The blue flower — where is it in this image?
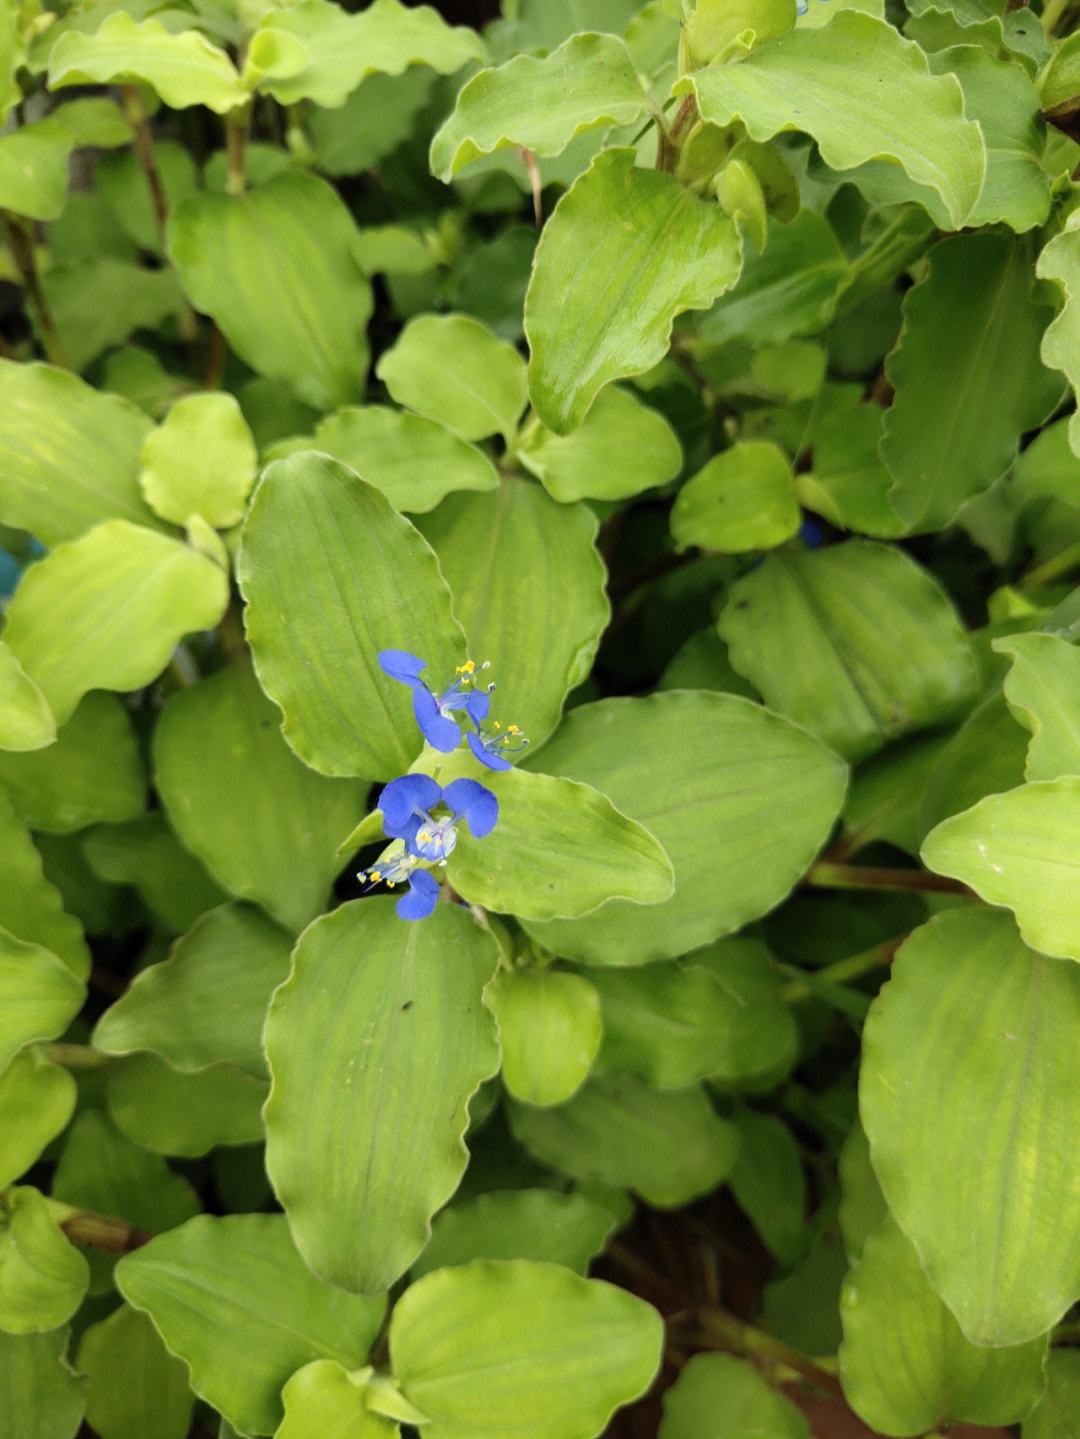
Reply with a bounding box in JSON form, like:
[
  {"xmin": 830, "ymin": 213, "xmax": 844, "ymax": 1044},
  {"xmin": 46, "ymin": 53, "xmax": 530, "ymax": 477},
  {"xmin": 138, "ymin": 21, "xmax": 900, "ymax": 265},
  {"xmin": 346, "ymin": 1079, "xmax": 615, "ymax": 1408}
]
[
  {"xmin": 378, "ymin": 649, "xmax": 493, "ymax": 754},
  {"xmin": 467, "ymin": 719, "xmax": 529, "ymax": 772},
  {"xmin": 358, "ymin": 846, "xmax": 440, "ymax": 921}
]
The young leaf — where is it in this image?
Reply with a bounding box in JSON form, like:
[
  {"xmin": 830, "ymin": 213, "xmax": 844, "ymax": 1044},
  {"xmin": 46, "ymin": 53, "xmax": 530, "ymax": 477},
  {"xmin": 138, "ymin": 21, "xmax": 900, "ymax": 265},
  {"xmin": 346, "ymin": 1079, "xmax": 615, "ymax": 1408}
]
[
  {"xmin": 0, "ymin": 642, "xmax": 55, "ymax": 753},
  {"xmin": 0, "ymin": 1187, "xmax": 89, "ymax": 1335},
  {"xmin": 488, "ymin": 968, "xmax": 603, "ymax": 1106},
  {"xmin": 670, "ymin": 441, "xmax": 799, "ymax": 552},
  {"xmin": 659, "ymin": 1353, "xmax": 809, "ymax": 1439},
  {"xmin": 412, "ymin": 1190, "xmax": 616, "ymax": 1280},
  {"xmin": 0, "ymin": 1051, "xmax": 75, "ymax": 1189},
  {"xmin": 276, "ymin": 1362, "xmax": 398, "ymax": 1439},
  {"xmin": 0, "ymin": 927, "xmax": 85, "ymax": 1074},
  {"xmin": 139, "ymin": 394, "xmax": 257, "ymax": 530}
]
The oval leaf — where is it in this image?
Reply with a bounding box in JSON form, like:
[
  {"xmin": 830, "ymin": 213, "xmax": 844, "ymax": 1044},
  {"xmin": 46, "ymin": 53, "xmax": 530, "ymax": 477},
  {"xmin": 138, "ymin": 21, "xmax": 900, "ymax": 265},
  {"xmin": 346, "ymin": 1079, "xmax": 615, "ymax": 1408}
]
[{"xmin": 488, "ymin": 968, "xmax": 603, "ymax": 1106}]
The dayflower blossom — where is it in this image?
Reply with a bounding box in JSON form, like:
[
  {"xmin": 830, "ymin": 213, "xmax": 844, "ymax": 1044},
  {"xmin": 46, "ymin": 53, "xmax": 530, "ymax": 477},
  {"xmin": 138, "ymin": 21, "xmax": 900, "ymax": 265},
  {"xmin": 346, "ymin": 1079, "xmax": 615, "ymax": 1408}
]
[
  {"xmin": 467, "ymin": 718, "xmax": 529, "ymax": 772},
  {"xmin": 378, "ymin": 649, "xmax": 493, "ymax": 753}
]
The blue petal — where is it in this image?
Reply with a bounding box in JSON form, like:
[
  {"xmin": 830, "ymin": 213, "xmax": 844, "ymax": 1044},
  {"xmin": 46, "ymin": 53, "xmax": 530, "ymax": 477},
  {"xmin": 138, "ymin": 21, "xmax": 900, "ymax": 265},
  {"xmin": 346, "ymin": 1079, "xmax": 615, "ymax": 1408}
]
[
  {"xmin": 378, "ymin": 649, "xmax": 429, "ymax": 690},
  {"xmin": 467, "ymin": 731, "xmax": 511, "ymax": 772},
  {"xmin": 378, "ymin": 774, "xmax": 442, "ymax": 835},
  {"xmin": 465, "ymin": 691, "xmax": 491, "ymax": 725},
  {"xmin": 396, "ymin": 868, "xmax": 439, "ymax": 921},
  {"xmin": 414, "ymin": 689, "xmax": 463, "ymax": 752},
  {"xmin": 444, "ymin": 778, "xmax": 498, "ymax": 838}
]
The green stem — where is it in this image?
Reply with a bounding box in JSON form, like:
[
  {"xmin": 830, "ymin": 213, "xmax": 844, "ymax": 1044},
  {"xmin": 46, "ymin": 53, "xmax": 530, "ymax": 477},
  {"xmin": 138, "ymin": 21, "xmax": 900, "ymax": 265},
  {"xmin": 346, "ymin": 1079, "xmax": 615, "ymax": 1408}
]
[
  {"xmin": 804, "ymin": 861, "xmax": 971, "ymax": 896},
  {"xmin": 1043, "ymin": 0, "xmax": 1071, "ymax": 33},
  {"xmin": 779, "ymin": 936, "xmax": 903, "ymax": 1003},
  {"xmin": 3, "ymin": 211, "xmax": 67, "ymax": 366},
  {"xmin": 1017, "ymin": 538, "xmax": 1080, "ymax": 592},
  {"xmin": 225, "ymin": 102, "xmax": 251, "ymax": 197},
  {"xmin": 696, "ymin": 1308, "xmax": 844, "ymax": 1396},
  {"xmin": 39, "ymin": 1042, "xmax": 113, "ymax": 1070},
  {"xmin": 45, "ymin": 1200, "xmax": 150, "ymax": 1253}
]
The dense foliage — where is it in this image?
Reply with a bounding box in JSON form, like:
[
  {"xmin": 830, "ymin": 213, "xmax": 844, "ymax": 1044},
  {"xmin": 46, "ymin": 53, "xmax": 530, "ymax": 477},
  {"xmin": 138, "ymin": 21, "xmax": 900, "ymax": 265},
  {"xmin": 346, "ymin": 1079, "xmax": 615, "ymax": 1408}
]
[{"xmin": 4, "ymin": 0, "xmax": 1080, "ymax": 1433}]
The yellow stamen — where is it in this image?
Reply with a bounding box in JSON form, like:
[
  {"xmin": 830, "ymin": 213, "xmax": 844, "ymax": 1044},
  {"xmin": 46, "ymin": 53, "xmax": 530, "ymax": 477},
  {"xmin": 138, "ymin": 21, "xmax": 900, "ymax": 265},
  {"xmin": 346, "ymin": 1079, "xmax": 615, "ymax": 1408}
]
[
  {"xmin": 387, "ymin": 880, "xmax": 396, "ymax": 889},
  {"xmin": 456, "ymin": 660, "xmax": 476, "ymax": 675},
  {"xmin": 507, "ymin": 725, "xmax": 521, "ymax": 735},
  {"xmin": 370, "ymin": 870, "xmax": 381, "ymax": 881}
]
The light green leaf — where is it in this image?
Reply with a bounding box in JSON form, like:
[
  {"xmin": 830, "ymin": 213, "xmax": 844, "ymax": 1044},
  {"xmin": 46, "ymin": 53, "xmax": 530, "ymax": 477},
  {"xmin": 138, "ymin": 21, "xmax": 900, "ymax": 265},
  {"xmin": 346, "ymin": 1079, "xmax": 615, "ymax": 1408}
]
[
  {"xmin": 82, "ymin": 812, "xmax": 227, "ymax": 935},
  {"xmin": 882, "ymin": 233, "xmax": 1061, "ymax": 532},
  {"xmin": 488, "ymin": 968, "xmax": 603, "ymax": 1106},
  {"xmin": 246, "ymin": 0, "xmax": 483, "ymax": 108},
  {"xmin": 0, "ymin": 693, "xmax": 144, "ymax": 834},
  {"xmin": 518, "ymin": 385, "xmax": 682, "ymax": 504},
  {"xmin": 3, "ymin": 520, "xmax": 228, "ymax": 728},
  {"xmin": 238, "ymin": 450, "xmax": 465, "ymax": 779},
  {"xmin": 795, "ymin": 402, "xmax": 905, "ymax": 539},
  {"xmin": 0, "ymin": 119, "xmax": 72, "ymax": 220},
  {"xmin": 106, "ymin": 1053, "xmax": 267, "ymax": 1158},
  {"xmin": 48, "ymin": 96, "xmax": 131, "ymax": 148},
  {"xmin": 0, "ymin": 641, "xmax": 54, "ymax": 753},
  {"xmin": 420, "ymin": 477, "xmax": 609, "ymax": 748},
  {"xmin": 276, "ymin": 1362, "xmax": 398, "ymax": 1439},
  {"xmin": 116, "ymin": 1214, "xmax": 385, "ymax": 1437},
  {"xmin": 1023, "ymin": 1350, "xmax": 1080, "ymax": 1439},
  {"xmin": 509, "ymin": 1073, "xmax": 739, "ymax": 1207},
  {"xmin": 0, "ymin": 361, "xmax": 158, "ymax": 545},
  {"xmin": 718, "ymin": 541, "xmax": 978, "ymax": 762},
  {"xmin": 840, "ymin": 1214, "xmax": 1047, "ymax": 1435},
  {"xmin": 47, "ymin": 12, "xmax": 246, "ymax": 111},
  {"xmin": 659, "ymin": 1352, "xmax": 809, "ymax": 1439},
  {"xmin": 140, "ymin": 393, "xmax": 257, "ymax": 529},
  {"xmin": 0, "ymin": 1050, "xmax": 75, "ymax": 1189},
  {"xmin": 0, "ymin": 1329, "xmax": 85, "ymax": 1439},
  {"xmin": 40, "ymin": 258, "xmax": 184, "ymax": 374},
  {"xmin": 861, "ymin": 906, "xmax": 1080, "ymax": 1344},
  {"xmin": 522, "ymin": 692, "xmax": 847, "ymax": 966},
  {"xmin": 430, "ymin": 32, "xmax": 651, "ymax": 180},
  {"xmin": 526, "ymin": 148, "xmax": 741, "ymax": 433},
  {"xmin": 169, "ymin": 172, "xmax": 372, "ymax": 411},
  {"xmin": 671, "ymin": 440, "xmax": 799, "ymax": 552},
  {"xmin": 996, "ymin": 631, "xmax": 1080, "ymax": 780},
  {"xmin": 679, "ymin": 12, "xmax": 985, "ymax": 228},
  {"xmin": 412, "ymin": 1189, "xmax": 616, "ymax": 1280},
  {"xmin": 376, "ymin": 313, "xmax": 527, "ymax": 443},
  {"xmin": 305, "ymin": 406, "xmax": 498, "ymax": 514},
  {"xmin": 0, "ymin": 927, "xmax": 84, "ymax": 1075},
  {"xmin": 97, "ymin": 142, "xmax": 198, "ymax": 257},
  {"xmin": 1037, "ymin": 211, "xmax": 1080, "ymax": 459},
  {"xmin": 683, "ymin": 0, "xmax": 797, "ymax": 68},
  {"xmin": 0, "ymin": 1187, "xmax": 88, "ymax": 1335},
  {"xmin": 389, "ymin": 1261, "xmax": 663, "ymax": 1439},
  {"xmin": 728, "ymin": 1111, "xmax": 806, "ymax": 1265},
  {"xmin": 0, "ymin": 790, "xmax": 89, "ymax": 978},
  {"xmin": 94, "ymin": 903, "xmax": 292, "ymax": 1078},
  {"xmin": 685, "ymin": 936, "xmax": 798, "ymax": 1085},
  {"xmin": 264, "ymin": 899, "xmax": 500, "ymax": 1294},
  {"xmin": 78, "ymin": 1305, "xmax": 194, "ymax": 1439}
]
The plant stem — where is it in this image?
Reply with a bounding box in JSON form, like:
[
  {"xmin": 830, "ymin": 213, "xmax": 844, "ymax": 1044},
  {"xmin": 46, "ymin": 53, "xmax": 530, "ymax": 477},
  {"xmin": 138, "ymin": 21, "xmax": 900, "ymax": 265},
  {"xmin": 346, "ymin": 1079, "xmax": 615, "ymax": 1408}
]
[
  {"xmin": 55, "ymin": 1206, "xmax": 151, "ymax": 1253},
  {"xmin": 804, "ymin": 861, "xmax": 971, "ymax": 895},
  {"xmin": 40, "ymin": 1042, "xmax": 113, "ymax": 1070},
  {"xmin": 1017, "ymin": 538, "xmax": 1080, "ymax": 592},
  {"xmin": 3, "ymin": 211, "xmax": 67, "ymax": 366},
  {"xmin": 779, "ymin": 936, "xmax": 903, "ymax": 1003},
  {"xmin": 1042, "ymin": 0, "xmax": 1071, "ymax": 33},
  {"xmin": 121, "ymin": 85, "xmax": 170, "ymax": 249},
  {"xmin": 225, "ymin": 102, "xmax": 251, "ymax": 197},
  {"xmin": 695, "ymin": 1307, "xmax": 844, "ymax": 1397}
]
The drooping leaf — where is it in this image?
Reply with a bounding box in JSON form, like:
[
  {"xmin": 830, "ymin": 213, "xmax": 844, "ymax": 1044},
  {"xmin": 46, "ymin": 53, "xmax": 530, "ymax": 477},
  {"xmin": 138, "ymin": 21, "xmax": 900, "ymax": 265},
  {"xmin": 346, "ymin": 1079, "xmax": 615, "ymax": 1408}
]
[
  {"xmin": 0, "ymin": 927, "xmax": 85, "ymax": 1075},
  {"xmin": 0, "ymin": 641, "xmax": 54, "ymax": 753},
  {"xmin": 488, "ymin": 968, "xmax": 603, "ymax": 1107},
  {"xmin": 139, "ymin": 393, "xmax": 258, "ymax": 530},
  {"xmin": 670, "ymin": 440, "xmax": 800, "ymax": 552},
  {"xmin": 77, "ymin": 1305, "xmax": 194, "ymax": 1439},
  {"xmin": 996, "ymin": 630, "xmax": 1080, "ymax": 780},
  {"xmin": 0, "ymin": 790, "xmax": 89, "ymax": 979},
  {"xmin": 0, "ymin": 1329, "xmax": 85, "ymax": 1439},
  {"xmin": 0, "ymin": 1187, "xmax": 89, "ymax": 1335},
  {"xmin": 658, "ymin": 1352, "xmax": 809, "ymax": 1439},
  {"xmin": 105, "ymin": 1053, "xmax": 267, "ymax": 1158},
  {"xmin": 0, "ymin": 1050, "xmax": 75, "ymax": 1189},
  {"xmin": 412, "ymin": 1190, "xmax": 616, "ymax": 1280}
]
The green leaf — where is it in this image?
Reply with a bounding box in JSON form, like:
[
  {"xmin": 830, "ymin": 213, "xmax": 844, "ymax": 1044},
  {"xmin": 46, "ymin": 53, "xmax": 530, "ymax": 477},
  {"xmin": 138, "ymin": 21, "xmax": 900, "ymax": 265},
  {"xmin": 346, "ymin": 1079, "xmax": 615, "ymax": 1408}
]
[
  {"xmin": 82, "ymin": 813, "xmax": 227, "ymax": 935},
  {"xmin": 154, "ymin": 662, "xmax": 365, "ymax": 931},
  {"xmin": 521, "ymin": 692, "xmax": 847, "ymax": 966},
  {"xmin": 917, "ymin": 687, "xmax": 1029, "ymax": 839},
  {"xmin": 881, "ymin": 233, "xmax": 1061, "ymax": 531},
  {"xmin": 658, "ymin": 1352, "xmax": 809, "ymax": 1439},
  {"xmin": 509, "ymin": 1073, "xmax": 740, "ymax": 1207},
  {"xmin": 0, "ymin": 1050, "xmax": 75, "ymax": 1189},
  {"xmin": 1023, "ymin": 1350, "xmax": 1080, "ymax": 1438},
  {"xmin": 0, "ymin": 790, "xmax": 89, "ymax": 978},
  {"xmin": 48, "ymin": 96, "xmax": 131, "ymax": 149},
  {"xmin": 40, "ymin": 258, "xmax": 184, "ymax": 374},
  {"xmin": 488, "ymin": 968, "xmax": 603, "ymax": 1106},
  {"xmin": 419, "ymin": 477, "xmax": 609, "ymax": 748},
  {"xmin": 94, "ymin": 903, "xmax": 291, "ymax": 1078},
  {"xmin": 525, "ymin": 148, "xmax": 742, "ymax": 434},
  {"xmin": 996, "ymin": 631, "xmax": 1080, "ymax": 780},
  {"xmin": 683, "ymin": 0, "xmax": 797, "ymax": 68},
  {"xmin": 0, "ymin": 641, "xmax": 55, "ymax": 753},
  {"xmin": 842, "ymin": 732, "xmax": 949, "ymax": 857},
  {"xmin": 412, "ymin": 1189, "xmax": 616, "ymax": 1280},
  {"xmin": 728, "ymin": 1111, "xmax": 806, "ymax": 1265},
  {"xmin": 303, "ymin": 406, "xmax": 498, "ymax": 514},
  {"xmin": 679, "ymin": 12, "xmax": 985, "ymax": 229},
  {"xmin": 840, "ymin": 1214, "xmax": 1047, "ymax": 1435},
  {"xmin": 77, "ymin": 1305, "xmax": 194, "ymax": 1439},
  {"xmin": 97, "ymin": 143, "xmax": 198, "ymax": 257},
  {"xmin": 0, "ymin": 927, "xmax": 84, "ymax": 1074},
  {"xmin": 106, "ymin": 1053, "xmax": 266, "ymax": 1158},
  {"xmin": 670, "ymin": 440, "xmax": 799, "ymax": 552},
  {"xmin": 389, "ymin": 1261, "xmax": 663, "ymax": 1439},
  {"xmin": 140, "ymin": 394, "xmax": 257, "ymax": 529},
  {"xmin": 116, "ymin": 1214, "xmax": 385, "ymax": 1437},
  {"xmin": 238, "ymin": 451, "xmax": 465, "ymax": 779},
  {"xmin": 264, "ymin": 899, "xmax": 500, "ymax": 1294},
  {"xmin": 0, "ymin": 1187, "xmax": 88, "ymax": 1335},
  {"xmin": 169, "ymin": 172, "xmax": 372, "ymax": 411},
  {"xmin": 308, "ymin": 67, "xmax": 436, "ymax": 176},
  {"xmin": 796, "ymin": 402, "xmax": 905, "ymax": 539},
  {"xmin": 837, "ymin": 1122, "xmax": 889, "ymax": 1263},
  {"xmin": 276, "ymin": 1362, "xmax": 398, "ymax": 1439},
  {"xmin": 718, "ymin": 542, "xmax": 978, "ymax": 762},
  {"xmin": 246, "ymin": 0, "xmax": 484, "ymax": 108},
  {"xmin": 0, "ymin": 361, "xmax": 158, "ymax": 545},
  {"xmin": 518, "ymin": 385, "xmax": 682, "ymax": 504},
  {"xmin": 861, "ymin": 906, "xmax": 1080, "ymax": 1344},
  {"xmin": 376, "ymin": 313, "xmax": 527, "ymax": 444},
  {"xmin": 1012, "ymin": 417, "xmax": 1080, "ymax": 504},
  {"xmin": 0, "ymin": 1330, "xmax": 85, "ymax": 1439},
  {"xmin": 47, "ymin": 12, "xmax": 246, "ymax": 111},
  {"xmin": 430, "ymin": 33, "xmax": 651, "ymax": 180},
  {"xmin": 1037, "ymin": 211, "xmax": 1080, "ymax": 459},
  {"xmin": 0, "ymin": 119, "xmax": 72, "ymax": 220},
  {"xmin": 0, "ymin": 693, "xmax": 144, "ymax": 834}
]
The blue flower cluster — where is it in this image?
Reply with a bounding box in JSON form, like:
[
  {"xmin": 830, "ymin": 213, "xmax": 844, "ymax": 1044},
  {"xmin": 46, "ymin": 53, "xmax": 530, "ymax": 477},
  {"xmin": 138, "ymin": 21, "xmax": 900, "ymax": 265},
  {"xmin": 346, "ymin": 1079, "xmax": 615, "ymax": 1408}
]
[{"xmin": 357, "ymin": 650, "xmax": 527, "ymax": 921}]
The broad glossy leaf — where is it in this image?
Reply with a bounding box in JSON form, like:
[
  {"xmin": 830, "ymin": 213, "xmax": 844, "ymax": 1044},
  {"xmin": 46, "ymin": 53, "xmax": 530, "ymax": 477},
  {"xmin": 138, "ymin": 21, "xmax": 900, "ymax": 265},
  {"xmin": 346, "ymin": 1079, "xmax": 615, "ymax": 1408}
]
[
  {"xmin": 0, "ymin": 119, "xmax": 72, "ymax": 220},
  {"xmin": 488, "ymin": 968, "xmax": 602, "ymax": 1106},
  {"xmin": 246, "ymin": 0, "xmax": 483, "ymax": 108},
  {"xmin": 154, "ymin": 662, "xmax": 364, "ymax": 930},
  {"xmin": 996, "ymin": 632, "xmax": 1080, "ymax": 780},
  {"xmin": 82, "ymin": 812, "xmax": 226, "ymax": 935},
  {"xmin": 1023, "ymin": 1350, "xmax": 1080, "ymax": 1438},
  {"xmin": 430, "ymin": 33, "xmax": 651, "ymax": 180},
  {"xmin": 728, "ymin": 1111, "xmax": 806, "ymax": 1265},
  {"xmin": 0, "ymin": 693, "xmax": 144, "ymax": 833},
  {"xmin": 169, "ymin": 172, "xmax": 372, "ymax": 411},
  {"xmin": 882, "ymin": 233, "xmax": 1060, "ymax": 531},
  {"xmin": 658, "ymin": 1352, "xmax": 809, "ymax": 1439},
  {"xmin": 0, "ymin": 642, "xmax": 54, "ymax": 753},
  {"xmin": 264, "ymin": 900, "xmax": 500, "ymax": 1294},
  {"xmin": 0, "ymin": 1330, "xmax": 85, "ymax": 1439},
  {"xmin": 94, "ymin": 903, "xmax": 291, "ymax": 1078},
  {"xmin": 0, "ymin": 1050, "xmax": 75, "ymax": 1188},
  {"xmin": 522, "ymin": 692, "xmax": 847, "ymax": 966},
  {"xmin": 718, "ymin": 542, "xmax": 978, "ymax": 761},
  {"xmin": 861, "ymin": 907, "xmax": 1080, "ymax": 1343},
  {"xmin": 389, "ymin": 1261, "xmax": 663, "ymax": 1439},
  {"xmin": 238, "ymin": 451, "xmax": 464, "ymax": 779},
  {"xmin": 518, "ymin": 385, "xmax": 682, "ymax": 504},
  {"xmin": 0, "ymin": 361, "xmax": 157, "ymax": 544},
  {"xmin": 0, "ymin": 928, "xmax": 84, "ymax": 1074},
  {"xmin": 106, "ymin": 1053, "xmax": 266, "ymax": 1157},
  {"xmin": 670, "ymin": 441, "xmax": 799, "ymax": 552},
  {"xmin": 1037, "ymin": 211, "xmax": 1080, "ymax": 458},
  {"xmin": 840, "ymin": 1214, "xmax": 1047, "ymax": 1435},
  {"xmin": 48, "ymin": 12, "xmax": 246, "ymax": 111},
  {"xmin": 3, "ymin": 521, "xmax": 227, "ymax": 728},
  {"xmin": 525, "ymin": 148, "xmax": 742, "ymax": 433},
  {"xmin": 78, "ymin": 1305, "xmax": 194, "ymax": 1439},
  {"xmin": 276, "ymin": 1362, "xmax": 398, "ymax": 1439},
  {"xmin": 0, "ymin": 790, "xmax": 89, "ymax": 978},
  {"xmin": 0, "ymin": 1187, "xmax": 88, "ymax": 1335},
  {"xmin": 140, "ymin": 394, "xmax": 257, "ymax": 529},
  {"xmin": 377, "ymin": 313, "xmax": 527, "ymax": 443},
  {"xmin": 509, "ymin": 1073, "xmax": 739, "ymax": 1207},
  {"xmin": 305, "ymin": 406, "xmax": 498, "ymax": 513},
  {"xmin": 413, "ymin": 1189, "xmax": 616, "ymax": 1280},
  {"xmin": 420, "ymin": 477, "xmax": 609, "ymax": 748},
  {"xmin": 116, "ymin": 1214, "xmax": 385, "ymax": 1436},
  {"xmin": 679, "ymin": 13, "xmax": 985, "ymax": 228}
]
